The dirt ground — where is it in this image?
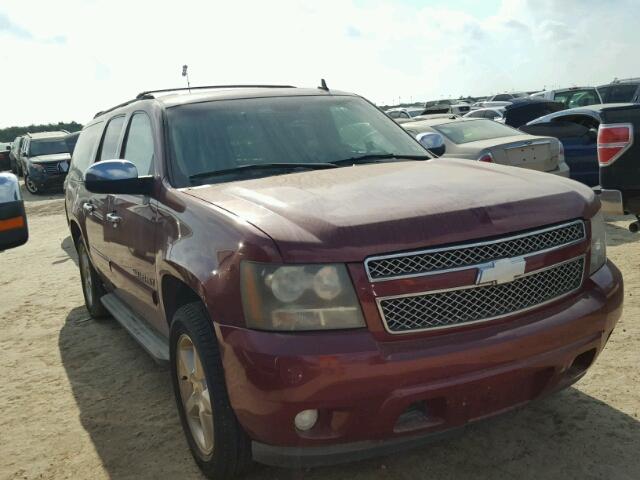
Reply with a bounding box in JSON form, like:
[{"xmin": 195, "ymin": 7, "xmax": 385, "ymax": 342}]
[{"xmin": 1, "ymin": 187, "xmax": 639, "ymax": 480}]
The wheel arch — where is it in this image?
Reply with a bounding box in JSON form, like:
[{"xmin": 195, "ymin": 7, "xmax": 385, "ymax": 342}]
[
  {"xmin": 160, "ymin": 271, "xmax": 207, "ymax": 328},
  {"xmin": 69, "ymin": 219, "xmax": 82, "ymax": 250}
]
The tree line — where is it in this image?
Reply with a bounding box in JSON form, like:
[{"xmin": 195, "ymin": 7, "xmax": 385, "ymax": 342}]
[{"xmin": 0, "ymin": 122, "xmax": 83, "ymax": 143}]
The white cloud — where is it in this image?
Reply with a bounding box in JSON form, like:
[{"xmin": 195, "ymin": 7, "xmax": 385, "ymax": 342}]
[{"xmin": 0, "ymin": 0, "xmax": 638, "ymax": 127}]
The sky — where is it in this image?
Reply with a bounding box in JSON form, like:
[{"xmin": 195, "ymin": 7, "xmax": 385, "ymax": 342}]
[{"xmin": 1, "ymin": 0, "xmax": 639, "ymax": 128}]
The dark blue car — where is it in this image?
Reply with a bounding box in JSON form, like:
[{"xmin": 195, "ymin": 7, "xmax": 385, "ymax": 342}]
[{"xmin": 520, "ymin": 104, "xmax": 635, "ymax": 187}]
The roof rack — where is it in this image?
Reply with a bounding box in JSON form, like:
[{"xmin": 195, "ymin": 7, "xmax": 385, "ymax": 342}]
[
  {"xmin": 94, "ymin": 98, "xmax": 145, "ymax": 119},
  {"xmin": 135, "ymin": 84, "xmax": 296, "ymax": 99},
  {"xmin": 94, "ymin": 84, "xmax": 297, "ymax": 119}
]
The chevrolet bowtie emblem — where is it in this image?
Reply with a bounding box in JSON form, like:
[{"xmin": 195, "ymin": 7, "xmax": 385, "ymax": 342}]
[{"xmin": 476, "ymin": 257, "xmax": 526, "ymax": 285}]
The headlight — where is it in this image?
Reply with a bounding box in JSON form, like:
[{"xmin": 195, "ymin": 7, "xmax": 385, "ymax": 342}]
[
  {"xmin": 589, "ymin": 210, "xmax": 607, "ymax": 274},
  {"xmin": 241, "ymin": 262, "xmax": 365, "ymax": 331},
  {"xmin": 30, "ymin": 163, "xmax": 45, "ymax": 173}
]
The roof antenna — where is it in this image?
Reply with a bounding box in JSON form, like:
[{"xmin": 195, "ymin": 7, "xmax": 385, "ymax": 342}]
[
  {"xmin": 318, "ymin": 78, "xmax": 329, "ymax": 91},
  {"xmin": 182, "ymin": 64, "xmax": 191, "ymax": 92}
]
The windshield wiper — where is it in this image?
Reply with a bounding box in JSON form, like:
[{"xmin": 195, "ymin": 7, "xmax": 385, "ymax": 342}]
[
  {"xmin": 330, "ymin": 153, "xmax": 430, "ymax": 166},
  {"xmin": 189, "ymin": 162, "xmax": 338, "ymax": 181}
]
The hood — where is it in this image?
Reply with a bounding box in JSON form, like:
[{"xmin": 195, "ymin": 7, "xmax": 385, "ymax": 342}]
[
  {"xmin": 184, "ymin": 159, "xmax": 597, "ymax": 263},
  {"xmin": 30, "ymin": 153, "xmax": 71, "ymax": 163}
]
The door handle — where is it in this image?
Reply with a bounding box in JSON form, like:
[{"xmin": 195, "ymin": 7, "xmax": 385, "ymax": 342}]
[
  {"xmin": 82, "ymin": 202, "xmax": 95, "ymax": 215},
  {"xmin": 106, "ymin": 213, "xmax": 122, "ymax": 227}
]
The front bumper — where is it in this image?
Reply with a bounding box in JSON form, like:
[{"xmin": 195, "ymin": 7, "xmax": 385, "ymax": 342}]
[
  {"xmin": 28, "ymin": 170, "xmax": 67, "ymax": 190},
  {"xmin": 216, "ymin": 261, "xmax": 623, "ymax": 465}
]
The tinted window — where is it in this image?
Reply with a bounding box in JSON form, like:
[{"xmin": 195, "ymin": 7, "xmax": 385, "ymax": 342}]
[
  {"xmin": 167, "ymin": 96, "xmax": 428, "ymax": 187},
  {"xmin": 597, "ymin": 85, "xmax": 613, "ymax": 102},
  {"xmin": 433, "ymin": 119, "xmax": 522, "ymax": 144},
  {"xmin": 98, "ymin": 116, "xmax": 125, "ymax": 161},
  {"xmin": 607, "ymin": 84, "xmax": 638, "ymax": 103},
  {"xmin": 387, "ymin": 111, "xmax": 402, "ymax": 118},
  {"xmin": 492, "ymin": 94, "xmax": 513, "ymax": 101},
  {"xmin": 123, "ymin": 113, "xmax": 154, "ymax": 175},
  {"xmin": 71, "ymin": 122, "xmax": 103, "ymax": 175},
  {"xmin": 29, "ymin": 139, "xmax": 69, "ymax": 156}
]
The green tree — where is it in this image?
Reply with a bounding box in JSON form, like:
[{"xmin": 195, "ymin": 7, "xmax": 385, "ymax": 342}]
[{"xmin": 0, "ymin": 122, "xmax": 83, "ymax": 142}]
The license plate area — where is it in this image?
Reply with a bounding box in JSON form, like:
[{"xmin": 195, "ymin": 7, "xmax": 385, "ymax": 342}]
[{"xmin": 448, "ymin": 367, "xmax": 553, "ymax": 422}]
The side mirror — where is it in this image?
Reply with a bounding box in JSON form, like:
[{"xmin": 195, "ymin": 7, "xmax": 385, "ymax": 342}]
[
  {"xmin": 0, "ymin": 173, "xmax": 28, "ymax": 251},
  {"xmin": 417, "ymin": 132, "xmax": 446, "ymax": 157},
  {"xmin": 84, "ymin": 160, "xmax": 153, "ymax": 195}
]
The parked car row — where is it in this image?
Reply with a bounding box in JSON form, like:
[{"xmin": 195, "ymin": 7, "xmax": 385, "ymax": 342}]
[
  {"xmin": 5, "ymin": 130, "xmax": 78, "ymax": 194},
  {"xmin": 402, "ymin": 116, "xmax": 569, "ymax": 177},
  {"xmin": 60, "ymin": 82, "xmax": 626, "ymax": 479},
  {"xmin": 386, "ymin": 78, "xmax": 640, "ymax": 124},
  {"xmin": 0, "ymin": 142, "xmax": 11, "ymax": 172}
]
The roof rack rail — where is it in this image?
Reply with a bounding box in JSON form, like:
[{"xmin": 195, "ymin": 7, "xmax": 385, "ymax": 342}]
[
  {"xmin": 611, "ymin": 77, "xmax": 640, "ymax": 84},
  {"xmin": 94, "ymin": 98, "xmax": 144, "ymax": 119},
  {"xmin": 136, "ymin": 84, "xmax": 296, "ymax": 99}
]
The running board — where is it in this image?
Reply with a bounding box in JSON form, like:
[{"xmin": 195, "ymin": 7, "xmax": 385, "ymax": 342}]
[{"xmin": 101, "ymin": 293, "xmax": 170, "ymax": 364}]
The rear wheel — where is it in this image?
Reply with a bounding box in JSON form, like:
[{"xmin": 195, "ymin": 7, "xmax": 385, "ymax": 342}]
[
  {"xmin": 77, "ymin": 239, "xmax": 108, "ymax": 318},
  {"xmin": 24, "ymin": 175, "xmax": 38, "ymax": 194},
  {"xmin": 170, "ymin": 302, "xmax": 252, "ymax": 479}
]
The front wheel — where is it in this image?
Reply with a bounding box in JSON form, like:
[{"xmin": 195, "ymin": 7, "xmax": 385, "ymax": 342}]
[
  {"xmin": 170, "ymin": 302, "xmax": 252, "ymax": 479},
  {"xmin": 24, "ymin": 175, "xmax": 39, "ymax": 194},
  {"xmin": 77, "ymin": 239, "xmax": 108, "ymax": 318}
]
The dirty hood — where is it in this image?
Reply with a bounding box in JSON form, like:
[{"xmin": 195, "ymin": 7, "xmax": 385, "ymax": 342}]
[{"xmin": 184, "ymin": 159, "xmax": 597, "ymax": 262}]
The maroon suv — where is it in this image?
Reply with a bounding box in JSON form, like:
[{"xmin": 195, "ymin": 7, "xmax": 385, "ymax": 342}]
[{"xmin": 65, "ymin": 85, "xmax": 623, "ymax": 479}]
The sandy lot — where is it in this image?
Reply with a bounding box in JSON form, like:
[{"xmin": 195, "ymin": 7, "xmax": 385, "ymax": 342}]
[{"xmin": 1, "ymin": 188, "xmax": 639, "ymax": 480}]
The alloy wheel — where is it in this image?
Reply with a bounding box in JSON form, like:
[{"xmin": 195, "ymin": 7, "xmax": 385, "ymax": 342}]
[
  {"xmin": 24, "ymin": 176, "xmax": 38, "ymax": 194},
  {"xmin": 79, "ymin": 246, "xmax": 94, "ymax": 307},
  {"xmin": 177, "ymin": 333, "xmax": 214, "ymax": 456}
]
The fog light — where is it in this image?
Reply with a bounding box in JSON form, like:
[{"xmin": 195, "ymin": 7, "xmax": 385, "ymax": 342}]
[{"xmin": 294, "ymin": 409, "xmax": 318, "ymax": 431}]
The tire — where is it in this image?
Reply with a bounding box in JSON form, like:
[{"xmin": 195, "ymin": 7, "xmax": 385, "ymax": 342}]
[
  {"xmin": 77, "ymin": 239, "xmax": 109, "ymax": 318},
  {"xmin": 24, "ymin": 174, "xmax": 39, "ymax": 194},
  {"xmin": 170, "ymin": 302, "xmax": 252, "ymax": 479}
]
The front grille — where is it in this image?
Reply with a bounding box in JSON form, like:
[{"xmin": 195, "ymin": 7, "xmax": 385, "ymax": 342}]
[
  {"xmin": 379, "ymin": 257, "xmax": 584, "ymax": 333},
  {"xmin": 366, "ymin": 221, "xmax": 585, "ymax": 281},
  {"xmin": 42, "ymin": 162, "xmax": 62, "ymax": 175}
]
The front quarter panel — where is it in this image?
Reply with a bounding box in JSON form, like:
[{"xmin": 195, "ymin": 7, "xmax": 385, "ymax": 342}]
[{"xmin": 156, "ymin": 184, "xmax": 282, "ymax": 329}]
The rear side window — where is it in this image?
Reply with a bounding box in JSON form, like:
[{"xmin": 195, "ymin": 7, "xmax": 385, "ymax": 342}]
[
  {"xmin": 71, "ymin": 122, "xmax": 103, "ymax": 176},
  {"xmin": 599, "ymin": 84, "xmax": 638, "ymax": 103},
  {"xmin": 98, "ymin": 116, "xmax": 125, "ymax": 161},
  {"xmin": 554, "ymin": 89, "xmax": 600, "ymax": 108},
  {"xmin": 608, "ymin": 84, "xmax": 638, "ymax": 103},
  {"xmin": 123, "ymin": 113, "xmax": 155, "ymax": 175}
]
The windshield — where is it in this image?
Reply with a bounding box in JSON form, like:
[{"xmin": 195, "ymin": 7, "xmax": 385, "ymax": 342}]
[
  {"xmin": 166, "ymin": 95, "xmax": 428, "ymax": 186},
  {"xmin": 433, "ymin": 119, "xmax": 522, "ymax": 144},
  {"xmin": 29, "ymin": 139, "xmax": 69, "ymax": 156}
]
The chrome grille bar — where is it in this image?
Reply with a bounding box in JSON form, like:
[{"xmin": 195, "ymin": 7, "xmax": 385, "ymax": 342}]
[
  {"xmin": 365, "ymin": 220, "xmax": 585, "ymax": 282},
  {"xmin": 377, "ymin": 256, "xmax": 585, "ymax": 334}
]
